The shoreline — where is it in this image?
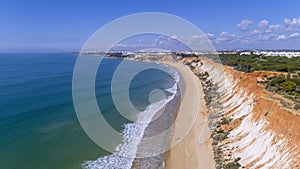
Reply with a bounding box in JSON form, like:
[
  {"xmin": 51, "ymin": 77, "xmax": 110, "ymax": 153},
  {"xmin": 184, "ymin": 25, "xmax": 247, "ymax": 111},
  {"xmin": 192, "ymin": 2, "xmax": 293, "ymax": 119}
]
[
  {"xmin": 132, "ymin": 78, "xmax": 181, "ymax": 168},
  {"xmin": 164, "ymin": 62, "xmax": 215, "ymax": 169}
]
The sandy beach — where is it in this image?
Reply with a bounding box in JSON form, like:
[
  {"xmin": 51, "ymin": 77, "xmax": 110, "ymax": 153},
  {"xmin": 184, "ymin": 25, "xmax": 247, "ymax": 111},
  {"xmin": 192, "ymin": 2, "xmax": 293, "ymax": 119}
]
[{"xmin": 164, "ymin": 63, "xmax": 215, "ymax": 169}]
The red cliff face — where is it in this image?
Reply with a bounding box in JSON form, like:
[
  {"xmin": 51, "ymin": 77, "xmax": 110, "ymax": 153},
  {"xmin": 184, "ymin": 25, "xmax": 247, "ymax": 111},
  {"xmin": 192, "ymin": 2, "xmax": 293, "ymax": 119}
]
[
  {"xmin": 184, "ymin": 58, "xmax": 300, "ymax": 168},
  {"xmin": 223, "ymin": 66, "xmax": 300, "ymax": 168}
]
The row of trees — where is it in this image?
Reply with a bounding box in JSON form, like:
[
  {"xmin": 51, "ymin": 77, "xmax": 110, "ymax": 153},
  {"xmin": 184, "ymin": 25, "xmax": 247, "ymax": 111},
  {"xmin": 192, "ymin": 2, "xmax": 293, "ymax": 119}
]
[{"xmin": 219, "ymin": 54, "xmax": 300, "ymax": 72}]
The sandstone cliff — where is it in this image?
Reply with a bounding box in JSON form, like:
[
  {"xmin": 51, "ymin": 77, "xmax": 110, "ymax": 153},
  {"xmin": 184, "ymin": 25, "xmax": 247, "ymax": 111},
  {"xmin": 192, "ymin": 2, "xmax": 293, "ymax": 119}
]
[{"xmin": 184, "ymin": 58, "xmax": 300, "ymax": 169}]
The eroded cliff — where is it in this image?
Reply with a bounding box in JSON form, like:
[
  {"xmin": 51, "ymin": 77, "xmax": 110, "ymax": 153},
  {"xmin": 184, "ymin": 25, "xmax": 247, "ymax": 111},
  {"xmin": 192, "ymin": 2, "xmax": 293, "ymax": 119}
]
[{"xmin": 184, "ymin": 58, "xmax": 300, "ymax": 169}]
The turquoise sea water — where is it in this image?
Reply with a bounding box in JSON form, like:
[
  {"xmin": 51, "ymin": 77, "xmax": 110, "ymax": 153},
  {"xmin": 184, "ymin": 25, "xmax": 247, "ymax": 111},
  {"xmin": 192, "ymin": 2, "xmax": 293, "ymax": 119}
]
[{"xmin": 0, "ymin": 54, "xmax": 179, "ymax": 169}]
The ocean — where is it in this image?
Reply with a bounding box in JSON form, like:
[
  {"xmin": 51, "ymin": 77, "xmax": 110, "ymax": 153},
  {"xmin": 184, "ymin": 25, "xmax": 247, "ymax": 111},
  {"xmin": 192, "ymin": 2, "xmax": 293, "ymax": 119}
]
[{"xmin": 0, "ymin": 54, "xmax": 181, "ymax": 169}]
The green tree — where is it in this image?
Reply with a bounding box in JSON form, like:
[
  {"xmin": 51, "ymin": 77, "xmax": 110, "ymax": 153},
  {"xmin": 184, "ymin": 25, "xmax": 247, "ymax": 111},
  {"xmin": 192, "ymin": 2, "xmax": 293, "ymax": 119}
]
[
  {"xmin": 280, "ymin": 81, "xmax": 297, "ymax": 92},
  {"xmin": 270, "ymin": 76, "xmax": 286, "ymax": 86}
]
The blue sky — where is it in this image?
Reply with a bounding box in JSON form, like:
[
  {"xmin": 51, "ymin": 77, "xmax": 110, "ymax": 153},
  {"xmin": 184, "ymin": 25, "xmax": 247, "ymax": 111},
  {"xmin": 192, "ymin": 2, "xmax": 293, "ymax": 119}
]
[{"xmin": 0, "ymin": 0, "xmax": 300, "ymax": 52}]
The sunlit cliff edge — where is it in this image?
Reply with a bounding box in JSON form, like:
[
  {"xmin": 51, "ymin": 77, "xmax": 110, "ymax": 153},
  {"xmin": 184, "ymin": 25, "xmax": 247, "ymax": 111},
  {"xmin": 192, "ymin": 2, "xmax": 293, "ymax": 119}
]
[{"xmin": 184, "ymin": 57, "xmax": 300, "ymax": 168}]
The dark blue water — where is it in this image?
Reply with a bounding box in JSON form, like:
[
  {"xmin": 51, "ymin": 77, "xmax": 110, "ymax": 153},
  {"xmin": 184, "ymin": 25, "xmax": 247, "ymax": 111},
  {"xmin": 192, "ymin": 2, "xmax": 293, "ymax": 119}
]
[{"xmin": 0, "ymin": 54, "xmax": 178, "ymax": 169}]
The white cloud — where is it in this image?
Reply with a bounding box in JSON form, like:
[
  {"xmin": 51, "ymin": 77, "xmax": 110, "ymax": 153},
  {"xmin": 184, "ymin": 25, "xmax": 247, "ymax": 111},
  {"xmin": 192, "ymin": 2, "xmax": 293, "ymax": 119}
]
[
  {"xmin": 289, "ymin": 32, "xmax": 300, "ymax": 38},
  {"xmin": 283, "ymin": 17, "xmax": 300, "ymax": 26},
  {"xmin": 155, "ymin": 35, "xmax": 179, "ymax": 45},
  {"xmin": 269, "ymin": 24, "xmax": 281, "ymax": 31},
  {"xmin": 212, "ymin": 17, "xmax": 300, "ymax": 47},
  {"xmin": 284, "ymin": 18, "xmax": 291, "ymax": 25},
  {"xmin": 206, "ymin": 33, "xmax": 215, "ymax": 38},
  {"xmin": 242, "ymin": 39, "xmax": 252, "ymax": 44},
  {"xmin": 237, "ymin": 20, "xmax": 253, "ymax": 31},
  {"xmin": 291, "ymin": 18, "xmax": 300, "ymax": 25},
  {"xmin": 251, "ymin": 29, "xmax": 262, "ymax": 35},
  {"xmin": 171, "ymin": 34, "xmax": 178, "ymax": 39},
  {"xmin": 190, "ymin": 34, "xmax": 217, "ymax": 43},
  {"xmin": 214, "ymin": 32, "xmax": 256, "ymax": 45},
  {"xmin": 258, "ymin": 34, "xmax": 276, "ymax": 41},
  {"xmin": 275, "ymin": 33, "xmax": 300, "ymax": 40},
  {"xmin": 251, "ymin": 24, "xmax": 281, "ymax": 35},
  {"xmin": 265, "ymin": 29, "xmax": 272, "ymax": 33},
  {"xmin": 251, "ymin": 20, "xmax": 291, "ymax": 35},
  {"xmin": 191, "ymin": 35, "xmax": 205, "ymax": 38},
  {"xmin": 256, "ymin": 20, "xmax": 283, "ymax": 33},
  {"xmin": 276, "ymin": 34, "xmax": 287, "ymax": 40},
  {"xmin": 190, "ymin": 33, "xmax": 215, "ymax": 45},
  {"xmin": 215, "ymin": 32, "xmax": 239, "ymax": 44},
  {"xmin": 258, "ymin": 20, "xmax": 269, "ymax": 29}
]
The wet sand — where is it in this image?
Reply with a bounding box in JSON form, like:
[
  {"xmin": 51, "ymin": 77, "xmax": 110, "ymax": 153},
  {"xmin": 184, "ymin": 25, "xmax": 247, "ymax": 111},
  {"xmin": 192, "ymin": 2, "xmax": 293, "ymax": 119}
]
[{"xmin": 164, "ymin": 63, "xmax": 215, "ymax": 169}]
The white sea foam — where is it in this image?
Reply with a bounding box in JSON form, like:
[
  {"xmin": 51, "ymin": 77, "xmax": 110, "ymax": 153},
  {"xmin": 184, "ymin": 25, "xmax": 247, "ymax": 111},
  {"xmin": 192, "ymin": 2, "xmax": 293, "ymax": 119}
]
[
  {"xmin": 164, "ymin": 78, "xmax": 179, "ymax": 95},
  {"xmin": 83, "ymin": 67, "xmax": 180, "ymax": 169}
]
